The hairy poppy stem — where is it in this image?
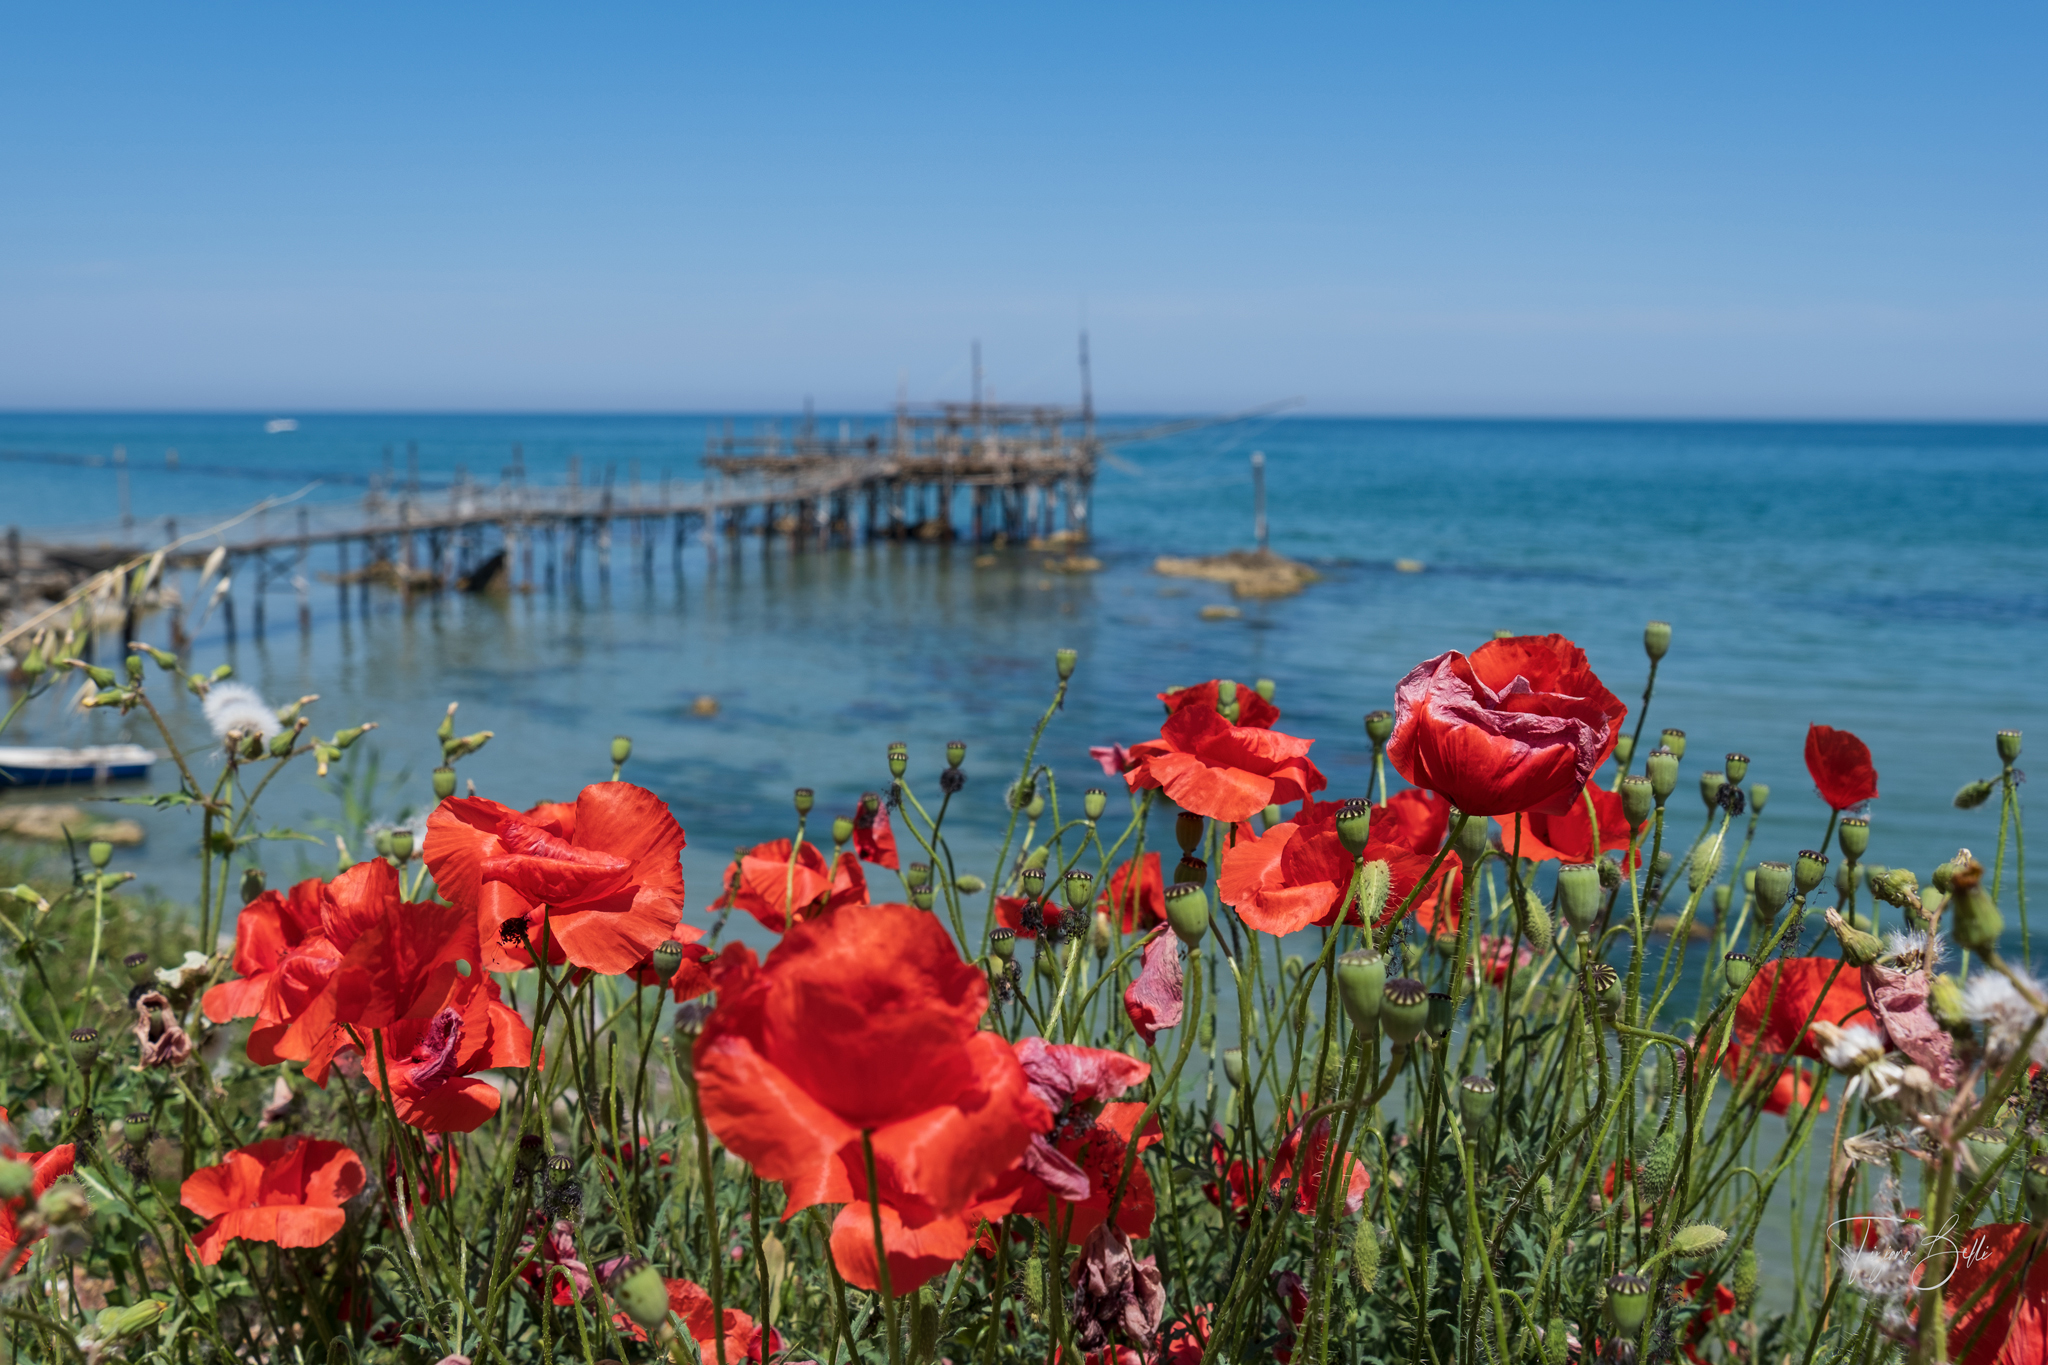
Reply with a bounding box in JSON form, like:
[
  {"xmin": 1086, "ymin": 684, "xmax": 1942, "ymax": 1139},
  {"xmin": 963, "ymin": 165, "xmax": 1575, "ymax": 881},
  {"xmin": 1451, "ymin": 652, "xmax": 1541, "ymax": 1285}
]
[{"xmin": 861, "ymin": 1130, "xmax": 902, "ymax": 1365}]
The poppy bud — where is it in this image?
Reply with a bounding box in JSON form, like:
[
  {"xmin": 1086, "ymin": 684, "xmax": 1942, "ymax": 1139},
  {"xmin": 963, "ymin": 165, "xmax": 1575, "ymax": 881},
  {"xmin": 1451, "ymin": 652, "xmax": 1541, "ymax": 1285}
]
[
  {"xmin": 1671, "ymin": 1223, "xmax": 1728, "ymax": 1259},
  {"xmin": 905, "ymin": 862, "xmax": 932, "ymax": 891},
  {"xmin": 1449, "ymin": 811, "xmax": 1487, "ymax": 866},
  {"xmin": 1753, "ymin": 862, "xmax": 1791, "ymax": 917},
  {"xmin": 1458, "ymin": 1075, "xmax": 1496, "ymax": 1125},
  {"xmin": 123, "ymin": 951, "xmax": 151, "ymax": 983},
  {"xmin": 388, "ymin": 829, "xmax": 413, "ymax": 861},
  {"xmin": 1166, "ymin": 883, "xmax": 1209, "ymax": 946},
  {"xmin": 1221, "ymin": 1047, "xmax": 1246, "ymax": 1087},
  {"xmin": 1794, "ymin": 850, "xmax": 1829, "ymax": 895},
  {"xmin": 911, "ymin": 887, "xmax": 936, "ymax": 911},
  {"xmin": 1090, "ymin": 912, "xmax": 1112, "ymax": 957},
  {"xmin": 1698, "ymin": 770, "xmax": 1725, "ymax": 811},
  {"xmin": 1620, "ymin": 775, "xmax": 1654, "ymax": 828},
  {"xmin": 432, "ymin": 766, "xmax": 457, "ymax": 799},
  {"xmin": 1335, "ymin": 799, "xmax": 1372, "ymax": 857},
  {"xmin": 1606, "ymin": 1272, "xmax": 1652, "ymax": 1334},
  {"xmin": 1026, "ymin": 790, "xmax": 1046, "ymax": 819},
  {"xmin": 652, "ymin": 940, "xmax": 684, "ymax": 978},
  {"xmin": 831, "ymin": 816, "xmax": 854, "ymax": 845},
  {"xmin": 1364, "ymin": 710, "xmax": 1394, "ymax": 746},
  {"xmin": 610, "ymin": 735, "xmax": 632, "ymax": 767},
  {"xmin": 1557, "ymin": 864, "xmax": 1603, "ymax": 932},
  {"xmin": 1352, "ymin": 1218, "xmax": 1381, "ymax": 1292},
  {"xmin": 1722, "ymin": 953, "xmax": 1755, "ymax": 992},
  {"xmin": 1927, "ymin": 972, "xmax": 1969, "ymax": 1033},
  {"xmin": 1380, "ymin": 977, "xmax": 1429, "ymax": 1047},
  {"xmin": 889, "ymin": 742, "xmax": 909, "ymax": 778},
  {"xmin": 1732, "ymin": 1247, "xmax": 1758, "ymax": 1307},
  {"xmin": 2025, "ymin": 1155, "xmax": 2048, "ymax": 1225},
  {"xmin": 1356, "ymin": 859, "xmax": 1392, "ymax": 926},
  {"xmin": 1951, "ymin": 883, "xmax": 2003, "ymax": 955},
  {"xmin": 1174, "ymin": 854, "xmax": 1208, "ymax": 887},
  {"xmin": 1062, "ymin": 869, "xmax": 1094, "ymax": 911},
  {"xmin": 1643, "ymin": 621, "xmax": 1672, "ymax": 661},
  {"xmin": 88, "ymin": 840, "xmax": 113, "ymax": 869},
  {"xmin": 1838, "ymin": 817, "xmax": 1869, "ymax": 861},
  {"xmin": 611, "ymin": 1260, "xmax": 670, "ymax": 1331},
  {"xmin": 1083, "ymin": 788, "xmax": 1107, "ymax": 820},
  {"xmin": 1954, "ymin": 779, "xmax": 1996, "ymax": 810},
  {"xmin": 1336, "ymin": 950, "xmax": 1387, "ymax": 1027},
  {"xmin": 1520, "ymin": 897, "xmax": 1554, "ymax": 953},
  {"xmin": 1688, "ymin": 835, "xmax": 1723, "ymax": 894},
  {"xmin": 1749, "ymin": 783, "xmax": 1770, "ymax": 812},
  {"xmin": 1175, "ymin": 811, "xmax": 1205, "ymax": 854},
  {"xmin": 69, "ymin": 1027, "xmax": 101, "ymax": 1067},
  {"xmin": 1645, "ymin": 749, "xmax": 1679, "ymax": 804},
  {"xmin": 1055, "ymin": 648, "xmax": 1077, "ymax": 680},
  {"xmin": 1638, "ymin": 1128, "xmax": 1678, "ymax": 1202}
]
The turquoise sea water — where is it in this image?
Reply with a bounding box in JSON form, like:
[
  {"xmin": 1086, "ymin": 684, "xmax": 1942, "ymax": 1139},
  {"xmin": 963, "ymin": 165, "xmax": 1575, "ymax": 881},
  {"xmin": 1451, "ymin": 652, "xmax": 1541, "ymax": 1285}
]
[{"xmin": 0, "ymin": 414, "xmax": 2042, "ymax": 956}]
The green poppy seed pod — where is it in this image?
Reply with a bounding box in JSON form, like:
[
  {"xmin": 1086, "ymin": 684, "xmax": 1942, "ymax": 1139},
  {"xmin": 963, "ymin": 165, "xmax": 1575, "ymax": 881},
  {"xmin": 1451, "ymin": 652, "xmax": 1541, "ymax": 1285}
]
[
  {"xmin": 1753, "ymin": 862, "xmax": 1792, "ymax": 916},
  {"xmin": 69, "ymin": 1027, "xmax": 101, "ymax": 1067},
  {"xmin": 1221, "ymin": 1047, "xmax": 1246, "ymax": 1088},
  {"xmin": 1587, "ymin": 962, "xmax": 1621, "ymax": 1014},
  {"xmin": 1723, "ymin": 752, "xmax": 1750, "ymax": 784},
  {"xmin": 1643, "ymin": 621, "xmax": 1672, "ymax": 662},
  {"xmin": 1020, "ymin": 870, "xmax": 1046, "ymax": 904},
  {"xmin": 1723, "ymin": 953, "xmax": 1756, "ymax": 992},
  {"xmin": 905, "ymin": 862, "xmax": 932, "ymax": 891},
  {"xmin": 1352, "ymin": 1218, "xmax": 1381, "ymax": 1292},
  {"xmin": 990, "ymin": 927, "xmax": 1016, "ymax": 961},
  {"xmin": 1998, "ymin": 730, "xmax": 2023, "ymax": 764},
  {"xmin": 1054, "ymin": 648, "xmax": 1077, "ymax": 680},
  {"xmin": 1336, "ymin": 950, "xmax": 1387, "ymax": 1027},
  {"xmin": 1521, "ymin": 898, "xmax": 1554, "ymax": 953},
  {"xmin": 1165, "ymin": 882, "xmax": 1209, "ymax": 945},
  {"xmin": 1557, "ymin": 863, "xmax": 1603, "ymax": 932},
  {"xmin": 1743, "ymin": 868, "xmax": 1756, "ymax": 893},
  {"xmin": 1732, "ymin": 1247, "xmax": 1759, "ymax": 1307},
  {"xmin": 1963, "ymin": 1127, "xmax": 2007, "ymax": 1175},
  {"xmin": 1620, "ymin": 775, "xmax": 1654, "ymax": 828},
  {"xmin": 1613, "ymin": 733, "xmax": 1635, "ymax": 767},
  {"xmin": 1794, "ymin": 849, "xmax": 1829, "ymax": 894},
  {"xmin": 1219, "ymin": 699, "xmax": 1240, "ymax": 724},
  {"xmin": 1839, "ymin": 817, "xmax": 1870, "ymax": 861},
  {"xmin": 831, "ymin": 816, "xmax": 855, "ymax": 845},
  {"xmin": 793, "ymin": 787, "xmax": 815, "ymax": 816},
  {"xmin": 1711, "ymin": 884, "xmax": 1731, "ymax": 915},
  {"xmin": 1380, "ymin": 977, "xmax": 1429, "ymax": 1047},
  {"xmin": 1457, "ymin": 1074, "xmax": 1496, "ymax": 1125},
  {"xmin": 610, "ymin": 735, "xmax": 632, "ymax": 766},
  {"xmin": 124, "ymin": 1112, "xmax": 151, "ymax": 1149},
  {"xmin": 1364, "ymin": 710, "xmax": 1394, "ymax": 746},
  {"xmin": 1426, "ymin": 991, "xmax": 1455, "ymax": 1039},
  {"xmin": 1930, "ymin": 972, "xmax": 1970, "ymax": 1032},
  {"xmin": 1606, "ymin": 1272, "xmax": 1653, "ymax": 1335},
  {"xmin": 1216, "ymin": 678, "xmax": 1238, "ymax": 707},
  {"xmin": 1173, "ymin": 854, "xmax": 1208, "ymax": 889},
  {"xmin": 432, "ymin": 766, "xmax": 457, "ymax": 800},
  {"xmin": 1402, "ymin": 939, "xmax": 1423, "ymax": 971},
  {"xmin": 1955, "ymin": 779, "xmax": 1997, "ymax": 810},
  {"xmin": 1062, "ymin": 868, "xmax": 1095, "ymax": 911},
  {"xmin": 1083, "ymin": 788, "xmax": 1107, "ymax": 820},
  {"xmin": 954, "ymin": 874, "xmax": 985, "ymax": 893},
  {"xmin": 1951, "ymin": 884, "xmax": 2004, "ymax": 955},
  {"xmin": 1449, "ymin": 810, "xmax": 1487, "ymax": 866},
  {"xmin": 1544, "ymin": 1317, "xmax": 1569, "ymax": 1365},
  {"xmin": 122, "ymin": 951, "xmax": 151, "ymax": 983},
  {"xmin": 1749, "ymin": 782, "xmax": 1770, "ymax": 812},
  {"xmin": 35, "ymin": 1180, "xmax": 89, "ymax": 1226},
  {"xmin": 2025, "ymin": 1156, "xmax": 2048, "ymax": 1225},
  {"xmin": 1699, "ymin": 770, "xmax": 1726, "ymax": 811},
  {"xmin": 1336, "ymin": 799, "xmax": 1373, "ymax": 857},
  {"xmin": 1254, "ymin": 677, "xmax": 1276, "ymax": 703},
  {"xmin": 1660, "ymin": 728, "xmax": 1687, "ymax": 759},
  {"xmin": 611, "ymin": 1261, "xmax": 670, "ymax": 1331},
  {"xmin": 1671, "ymin": 1223, "xmax": 1728, "ymax": 1259},
  {"xmin": 888, "ymin": 742, "xmax": 909, "ymax": 778},
  {"xmin": 1688, "ymin": 834, "xmax": 1723, "ymax": 894},
  {"xmin": 1645, "ymin": 748, "xmax": 1679, "ymax": 804},
  {"xmin": 1175, "ymin": 811, "xmax": 1205, "ymax": 854},
  {"xmin": 651, "ymin": 939, "xmax": 684, "ymax": 978},
  {"xmin": 88, "ymin": 840, "xmax": 113, "ymax": 869},
  {"xmin": 910, "ymin": 887, "xmax": 935, "ymax": 911},
  {"xmin": 1260, "ymin": 803, "xmax": 1282, "ymax": 829}
]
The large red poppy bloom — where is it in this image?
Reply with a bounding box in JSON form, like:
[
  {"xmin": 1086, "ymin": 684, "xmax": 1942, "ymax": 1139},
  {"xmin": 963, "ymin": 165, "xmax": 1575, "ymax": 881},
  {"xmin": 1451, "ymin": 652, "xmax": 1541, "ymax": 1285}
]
[
  {"xmin": 711, "ymin": 838, "xmax": 869, "ymax": 932},
  {"xmin": 1805, "ymin": 724, "xmax": 1879, "ymax": 811},
  {"xmin": 1124, "ymin": 706, "xmax": 1326, "ymax": 824},
  {"xmin": 0, "ymin": 1108, "xmax": 75, "ymax": 1274},
  {"xmin": 181, "ymin": 1137, "xmax": 366, "ymax": 1265},
  {"xmin": 655, "ymin": 1279, "xmax": 782, "ymax": 1364},
  {"xmin": 694, "ymin": 901, "xmax": 1047, "ymax": 1295},
  {"xmin": 359, "ymin": 977, "xmax": 534, "ymax": 1132},
  {"xmin": 424, "ymin": 782, "xmax": 688, "ymax": 976},
  {"xmin": 1158, "ymin": 680, "xmax": 1282, "ymax": 731},
  {"xmin": 1217, "ymin": 797, "xmax": 1458, "ymax": 938},
  {"xmin": 1372, "ymin": 789, "xmax": 1451, "ymax": 855},
  {"xmin": 1492, "ymin": 785, "xmax": 1632, "ymax": 865},
  {"xmin": 1387, "ymin": 635, "xmax": 1626, "ymax": 818},
  {"xmin": 1944, "ymin": 1223, "xmax": 2048, "ymax": 1365},
  {"xmin": 1098, "ymin": 853, "xmax": 1164, "ymax": 933},
  {"xmin": 1000, "ymin": 1039, "xmax": 1160, "ymax": 1247},
  {"xmin": 1734, "ymin": 958, "xmax": 1872, "ymax": 1059},
  {"xmin": 1718, "ymin": 1041, "xmax": 1826, "ymax": 1116}
]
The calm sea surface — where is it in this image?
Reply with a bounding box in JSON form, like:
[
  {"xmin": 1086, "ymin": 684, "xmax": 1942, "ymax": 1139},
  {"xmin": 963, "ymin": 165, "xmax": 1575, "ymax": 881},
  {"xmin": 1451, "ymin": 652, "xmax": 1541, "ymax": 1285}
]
[{"xmin": 0, "ymin": 413, "xmax": 2042, "ymax": 956}]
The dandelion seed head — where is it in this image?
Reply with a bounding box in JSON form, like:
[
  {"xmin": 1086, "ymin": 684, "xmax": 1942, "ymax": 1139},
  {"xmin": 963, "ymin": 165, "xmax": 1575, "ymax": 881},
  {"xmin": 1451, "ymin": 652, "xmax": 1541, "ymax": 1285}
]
[{"xmin": 203, "ymin": 682, "xmax": 280, "ymax": 742}]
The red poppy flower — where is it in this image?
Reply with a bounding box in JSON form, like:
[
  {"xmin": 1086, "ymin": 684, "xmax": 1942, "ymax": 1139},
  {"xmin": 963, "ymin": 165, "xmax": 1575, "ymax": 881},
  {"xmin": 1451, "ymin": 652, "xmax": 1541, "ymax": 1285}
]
[
  {"xmin": 1268, "ymin": 1109, "xmax": 1370, "ymax": 1216},
  {"xmin": 994, "ymin": 896, "xmax": 1078, "ymax": 941},
  {"xmin": 519, "ymin": 1216, "xmax": 595, "ymax": 1305},
  {"xmin": 1123, "ymin": 928, "xmax": 1184, "ymax": 1044},
  {"xmin": 852, "ymin": 794, "xmax": 899, "ymax": 870},
  {"xmin": 1477, "ymin": 934, "xmax": 1534, "ymax": 986},
  {"xmin": 0, "ymin": 1109, "xmax": 75, "ymax": 1274},
  {"xmin": 1492, "ymin": 785, "xmax": 1632, "ymax": 865},
  {"xmin": 1158, "ymin": 680, "xmax": 1282, "ymax": 731},
  {"xmin": 1735, "ymin": 958, "xmax": 1872, "ymax": 1059},
  {"xmin": 200, "ymin": 876, "xmax": 326, "ymax": 1024},
  {"xmin": 382, "ymin": 1135, "xmax": 460, "ymax": 1207},
  {"xmin": 656, "ymin": 1278, "xmax": 782, "ymax": 1364},
  {"xmin": 1217, "ymin": 798, "xmax": 1458, "ymax": 938},
  {"xmin": 1717, "ymin": 1041, "xmax": 1826, "ymax": 1115},
  {"xmin": 1097, "ymin": 852, "xmax": 1164, "ymax": 933},
  {"xmin": 1805, "ymin": 724, "xmax": 1879, "ymax": 811},
  {"xmin": 1677, "ymin": 1272, "xmax": 1739, "ymax": 1365},
  {"xmin": 694, "ymin": 901, "xmax": 1047, "ymax": 1295},
  {"xmin": 1124, "ymin": 706, "xmax": 1326, "ymax": 824},
  {"xmin": 181, "ymin": 1137, "xmax": 366, "ymax": 1265},
  {"xmin": 1372, "ymin": 789, "xmax": 1451, "ymax": 855},
  {"xmin": 711, "ymin": 838, "xmax": 868, "ymax": 933},
  {"xmin": 424, "ymin": 782, "xmax": 688, "ymax": 976},
  {"xmin": 1944, "ymin": 1222, "xmax": 2048, "ymax": 1365},
  {"xmin": 1000, "ymin": 1040, "xmax": 1160, "ymax": 1247},
  {"xmin": 1089, "ymin": 744, "xmax": 1135, "ymax": 777},
  {"xmin": 1388, "ymin": 635, "xmax": 1627, "ymax": 818},
  {"xmin": 358, "ymin": 977, "xmax": 534, "ymax": 1132}
]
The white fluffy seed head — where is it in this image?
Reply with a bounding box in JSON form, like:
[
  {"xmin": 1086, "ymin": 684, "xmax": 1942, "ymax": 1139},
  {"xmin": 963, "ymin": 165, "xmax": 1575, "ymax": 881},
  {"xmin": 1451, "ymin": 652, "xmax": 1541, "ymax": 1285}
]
[{"xmin": 202, "ymin": 682, "xmax": 280, "ymax": 743}]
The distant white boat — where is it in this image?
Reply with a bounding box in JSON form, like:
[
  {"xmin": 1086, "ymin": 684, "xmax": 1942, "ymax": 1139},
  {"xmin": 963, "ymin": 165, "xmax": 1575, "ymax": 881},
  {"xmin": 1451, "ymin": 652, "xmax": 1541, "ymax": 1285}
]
[
  {"xmin": 0, "ymin": 744, "xmax": 156, "ymax": 787},
  {"xmin": 265, "ymin": 418, "xmax": 298, "ymax": 434}
]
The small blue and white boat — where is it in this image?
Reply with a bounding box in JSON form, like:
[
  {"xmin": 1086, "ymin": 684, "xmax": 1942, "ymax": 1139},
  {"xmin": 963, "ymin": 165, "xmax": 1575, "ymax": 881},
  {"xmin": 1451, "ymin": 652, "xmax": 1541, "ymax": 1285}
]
[{"xmin": 0, "ymin": 744, "xmax": 156, "ymax": 786}]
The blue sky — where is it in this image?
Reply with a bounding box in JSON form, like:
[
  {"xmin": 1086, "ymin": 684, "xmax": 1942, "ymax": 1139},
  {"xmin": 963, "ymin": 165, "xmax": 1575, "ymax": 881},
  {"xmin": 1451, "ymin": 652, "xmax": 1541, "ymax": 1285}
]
[{"xmin": 2, "ymin": 3, "xmax": 2043, "ymax": 417}]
